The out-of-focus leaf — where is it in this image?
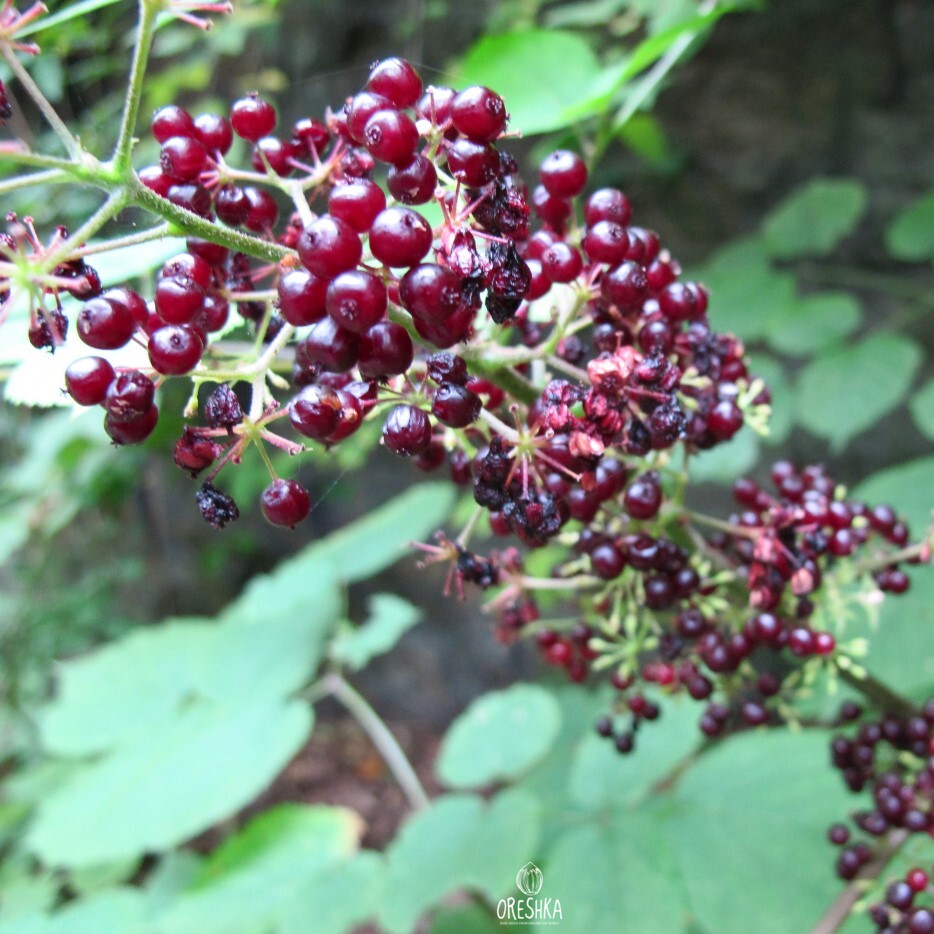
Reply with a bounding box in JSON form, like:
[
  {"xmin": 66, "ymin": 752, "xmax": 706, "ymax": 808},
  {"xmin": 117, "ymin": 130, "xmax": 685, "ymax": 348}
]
[{"xmin": 885, "ymin": 190, "xmax": 934, "ymax": 261}]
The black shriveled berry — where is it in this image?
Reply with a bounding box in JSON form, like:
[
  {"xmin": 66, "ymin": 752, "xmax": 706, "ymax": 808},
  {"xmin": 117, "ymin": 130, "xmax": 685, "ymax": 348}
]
[
  {"xmin": 196, "ymin": 481, "xmax": 240, "ymax": 529},
  {"xmin": 204, "ymin": 384, "xmax": 243, "ymax": 429}
]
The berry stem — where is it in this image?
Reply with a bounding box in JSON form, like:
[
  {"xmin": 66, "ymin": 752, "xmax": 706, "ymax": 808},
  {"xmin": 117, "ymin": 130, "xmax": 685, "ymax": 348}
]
[
  {"xmin": 40, "ymin": 188, "xmax": 130, "ymax": 272},
  {"xmin": 834, "ymin": 660, "xmax": 916, "ymax": 719},
  {"xmin": 0, "ymin": 40, "xmax": 81, "ymax": 160},
  {"xmin": 0, "ymin": 166, "xmax": 67, "ymax": 194},
  {"xmin": 318, "ymin": 671, "xmax": 430, "ymax": 812},
  {"xmin": 685, "ymin": 510, "xmax": 760, "ymax": 540},
  {"xmin": 71, "ymin": 222, "xmax": 172, "ymax": 257},
  {"xmin": 811, "ymin": 828, "xmax": 908, "ymax": 934},
  {"xmin": 113, "ymin": 0, "xmax": 161, "ymax": 175}
]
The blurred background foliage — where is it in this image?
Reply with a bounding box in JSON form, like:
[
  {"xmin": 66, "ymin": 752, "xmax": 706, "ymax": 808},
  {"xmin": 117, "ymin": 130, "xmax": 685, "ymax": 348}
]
[{"xmin": 0, "ymin": 0, "xmax": 932, "ymax": 930}]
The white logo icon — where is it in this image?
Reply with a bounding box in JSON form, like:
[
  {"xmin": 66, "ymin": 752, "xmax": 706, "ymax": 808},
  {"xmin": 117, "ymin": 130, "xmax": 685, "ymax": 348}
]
[{"xmin": 515, "ymin": 861, "xmax": 544, "ymax": 896}]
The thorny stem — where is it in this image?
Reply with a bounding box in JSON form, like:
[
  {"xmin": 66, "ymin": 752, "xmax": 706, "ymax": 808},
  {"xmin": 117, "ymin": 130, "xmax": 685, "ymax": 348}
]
[
  {"xmin": 0, "ymin": 41, "xmax": 81, "ymax": 159},
  {"xmin": 811, "ymin": 829, "xmax": 909, "ymax": 934},
  {"xmin": 319, "ymin": 672, "xmax": 430, "ymax": 812}
]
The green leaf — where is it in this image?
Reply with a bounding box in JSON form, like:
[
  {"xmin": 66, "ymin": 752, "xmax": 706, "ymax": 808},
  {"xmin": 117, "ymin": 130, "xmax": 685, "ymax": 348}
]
[
  {"xmin": 437, "ymin": 685, "xmax": 562, "ymax": 788},
  {"xmin": 429, "ymin": 903, "xmax": 499, "ymax": 934},
  {"xmin": 909, "ymin": 378, "xmax": 934, "ymax": 440},
  {"xmin": 254, "ymin": 482, "xmax": 455, "ymax": 590},
  {"xmin": 762, "ymin": 178, "xmax": 867, "ymax": 259},
  {"xmin": 692, "ymin": 237, "xmax": 796, "ymax": 341},
  {"xmin": 379, "ymin": 789, "xmax": 541, "ymax": 934},
  {"xmin": 614, "ymin": 112, "xmax": 672, "ymax": 166},
  {"xmin": 886, "ymin": 190, "xmax": 934, "ymax": 261},
  {"xmin": 793, "ymin": 333, "xmax": 922, "ymax": 451},
  {"xmin": 0, "ymin": 888, "xmax": 149, "ymax": 934},
  {"xmin": 159, "ymin": 804, "xmax": 364, "ymax": 933},
  {"xmin": 763, "ymin": 292, "xmax": 862, "ymax": 356},
  {"xmin": 17, "ymin": 0, "xmax": 127, "ymax": 38},
  {"xmin": 27, "ymin": 698, "xmax": 313, "ymax": 867},
  {"xmin": 853, "ymin": 456, "xmax": 934, "ymax": 534},
  {"xmin": 456, "ymin": 31, "xmax": 601, "ymax": 135},
  {"xmin": 542, "ymin": 729, "xmax": 847, "ymax": 934},
  {"xmin": 330, "ymin": 594, "xmax": 421, "ymax": 672}
]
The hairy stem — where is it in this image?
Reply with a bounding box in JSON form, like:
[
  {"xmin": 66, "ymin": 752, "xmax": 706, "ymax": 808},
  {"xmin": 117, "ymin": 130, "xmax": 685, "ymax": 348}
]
[
  {"xmin": 0, "ymin": 42, "xmax": 81, "ymax": 159},
  {"xmin": 113, "ymin": 0, "xmax": 161, "ymax": 173},
  {"xmin": 0, "ymin": 166, "xmax": 67, "ymax": 194},
  {"xmin": 321, "ymin": 672, "xmax": 430, "ymax": 812}
]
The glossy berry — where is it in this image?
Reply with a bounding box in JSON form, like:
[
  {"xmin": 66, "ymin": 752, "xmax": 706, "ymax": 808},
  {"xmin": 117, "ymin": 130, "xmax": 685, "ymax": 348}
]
[
  {"xmin": 103, "ymin": 370, "xmax": 155, "ymax": 422},
  {"xmin": 151, "ymin": 104, "xmax": 195, "ymax": 143},
  {"xmin": 345, "ymin": 91, "xmax": 393, "ymax": 143},
  {"xmin": 243, "ymin": 186, "xmax": 279, "ymax": 232},
  {"xmin": 399, "ymin": 263, "xmax": 461, "ymax": 321},
  {"xmin": 261, "ymin": 478, "xmax": 311, "ymax": 527},
  {"xmin": 358, "ymin": 321, "xmax": 414, "ymax": 379},
  {"xmin": 624, "ymin": 473, "xmax": 662, "ymax": 521},
  {"xmin": 277, "ymin": 269, "xmax": 328, "ymax": 326},
  {"xmin": 328, "ymin": 180, "xmax": 386, "ymax": 233},
  {"xmin": 76, "ymin": 296, "xmax": 137, "ymax": 349},
  {"xmin": 540, "ymin": 150, "xmax": 588, "ymax": 198},
  {"xmin": 366, "ymin": 58, "xmax": 423, "ymax": 108},
  {"xmin": 450, "ymin": 85, "xmax": 507, "ymax": 141},
  {"xmin": 216, "ymin": 185, "xmax": 251, "ymax": 226},
  {"xmin": 387, "ymin": 154, "xmax": 437, "ymax": 204},
  {"xmin": 297, "ymin": 215, "xmax": 362, "ymax": 278},
  {"xmin": 363, "ymin": 109, "xmax": 419, "ymax": 166},
  {"xmin": 230, "ymin": 93, "xmax": 276, "ymax": 142},
  {"xmin": 431, "ymin": 383, "xmax": 481, "ymax": 428},
  {"xmin": 583, "ymin": 221, "xmax": 630, "ymax": 265},
  {"xmin": 299, "ymin": 317, "xmax": 359, "ymax": 372},
  {"xmin": 155, "ymin": 274, "xmax": 205, "ymax": 324},
  {"xmin": 148, "ymin": 324, "xmax": 204, "ymax": 374},
  {"xmin": 445, "ymin": 138, "xmax": 499, "ymax": 187},
  {"xmin": 104, "ymin": 404, "xmax": 159, "ymax": 445},
  {"xmin": 368, "ymin": 207, "xmax": 433, "ymax": 268},
  {"xmin": 382, "ymin": 404, "xmax": 432, "ymax": 456},
  {"xmin": 194, "ymin": 112, "xmax": 233, "ymax": 155},
  {"xmin": 160, "ymin": 135, "xmax": 207, "ymax": 181},
  {"xmin": 289, "ymin": 384, "xmax": 342, "ymax": 440},
  {"xmin": 65, "ymin": 356, "xmax": 115, "ymax": 406},
  {"xmin": 601, "ymin": 260, "xmax": 648, "ymax": 310},
  {"xmin": 585, "ymin": 188, "xmax": 632, "ymax": 227},
  {"xmin": 325, "ymin": 269, "xmax": 387, "ymax": 333}
]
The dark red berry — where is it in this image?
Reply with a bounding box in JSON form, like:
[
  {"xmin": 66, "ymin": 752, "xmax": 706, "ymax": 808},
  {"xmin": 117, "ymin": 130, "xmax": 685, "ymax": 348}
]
[
  {"xmin": 103, "ymin": 370, "xmax": 155, "ymax": 421},
  {"xmin": 76, "ymin": 296, "xmax": 137, "ymax": 349},
  {"xmin": 216, "ymin": 185, "xmax": 251, "ymax": 226},
  {"xmin": 363, "ymin": 109, "xmax": 418, "ymax": 166},
  {"xmin": 299, "ymin": 317, "xmax": 359, "ymax": 372},
  {"xmin": 366, "ymin": 58, "xmax": 423, "ymax": 109},
  {"xmin": 155, "ymin": 274, "xmax": 205, "ymax": 324},
  {"xmin": 277, "ymin": 269, "xmax": 328, "ymax": 326},
  {"xmin": 230, "ymin": 93, "xmax": 276, "ymax": 142},
  {"xmin": 194, "ymin": 112, "xmax": 232, "ymax": 155},
  {"xmin": 65, "ymin": 356, "xmax": 115, "ymax": 405},
  {"xmin": 104, "ymin": 404, "xmax": 159, "ymax": 445},
  {"xmin": 540, "ymin": 150, "xmax": 587, "ymax": 198},
  {"xmin": 368, "ymin": 207, "xmax": 432, "ymax": 268},
  {"xmin": 148, "ymin": 324, "xmax": 204, "ymax": 374},
  {"xmin": 584, "ymin": 188, "xmax": 632, "ymax": 227},
  {"xmin": 328, "ymin": 180, "xmax": 386, "ymax": 233},
  {"xmin": 325, "ymin": 269, "xmax": 387, "ymax": 333},
  {"xmin": 297, "ymin": 215, "xmax": 362, "ymax": 278},
  {"xmin": 624, "ymin": 472, "xmax": 662, "ymax": 520},
  {"xmin": 160, "ymin": 135, "xmax": 207, "ymax": 181},
  {"xmin": 399, "ymin": 263, "xmax": 461, "ymax": 321},
  {"xmin": 445, "ymin": 138, "xmax": 499, "ymax": 187},
  {"xmin": 387, "ymin": 154, "xmax": 437, "ymax": 205},
  {"xmin": 151, "ymin": 104, "xmax": 195, "ymax": 143},
  {"xmin": 358, "ymin": 321, "xmax": 413, "ymax": 379},
  {"xmin": 382, "ymin": 404, "xmax": 432, "ymax": 456},
  {"xmin": 451, "ymin": 86, "xmax": 507, "ymax": 141},
  {"xmin": 431, "ymin": 382, "xmax": 481, "ymax": 428},
  {"xmin": 289, "ymin": 384, "xmax": 342, "ymax": 440},
  {"xmin": 261, "ymin": 478, "xmax": 311, "ymax": 527}
]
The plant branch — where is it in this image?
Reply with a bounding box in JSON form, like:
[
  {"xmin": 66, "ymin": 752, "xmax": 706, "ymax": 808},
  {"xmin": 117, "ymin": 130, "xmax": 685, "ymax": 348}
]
[
  {"xmin": 0, "ymin": 42, "xmax": 81, "ymax": 159},
  {"xmin": 41, "ymin": 188, "xmax": 130, "ymax": 270},
  {"xmin": 811, "ymin": 829, "xmax": 908, "ymax": 934},
  {"xmin": 0, "ymin": 166, "xmax": 67, "ymax": 193},
  {"xmin": 73, "ymin": 222, "xmax": 172, "ymax": 257},
  {"xmin": 113, "ymin": 0, "xmax": 160, "ymax": 172},
  {"xmin": 320, "ymin": 672, "xmax": 430, "ymax": 812},
  {"xmin": 835, "ymin": 662, "xmax": 916, "ymax": 719}
]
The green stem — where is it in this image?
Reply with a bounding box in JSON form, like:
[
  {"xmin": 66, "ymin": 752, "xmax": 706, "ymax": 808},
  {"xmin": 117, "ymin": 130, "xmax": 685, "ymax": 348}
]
[
  {"xmin": 130, "ymin": 178, "xmax": 292, "ymax": 263},
  {"xmin": 322, "ymin": 672, "xmax": 430, "ymax": 812},
  {"xmin": 0, "ymin": 167, "xmax": 68, "ymax": 194},
  {"xmin": 113, "ymin": 0, "xmax": 161, "ymax": 173},
  {"xmin": 41, "ymin": 189, "xmax": 130, "ymax": 271},
  {"xmin": 73, "ymin": 222, "xmax": 172, "ymax": 257},
  {"xmin": 0, "ymin": 43, "xmax": 81, "ymax": 159},
  {"xmin": 0, "ymin": 149, "xmax": 77, "ymax": 171}
]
